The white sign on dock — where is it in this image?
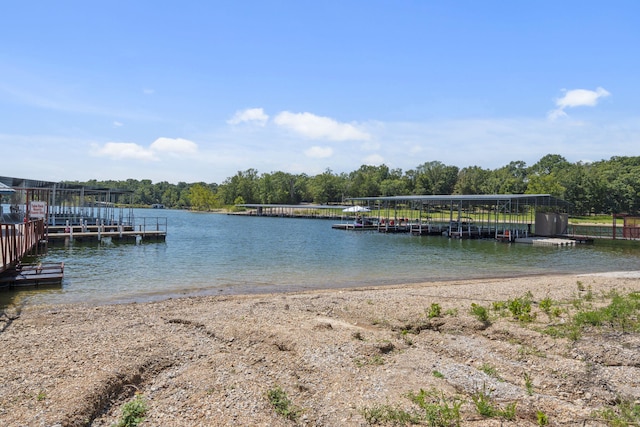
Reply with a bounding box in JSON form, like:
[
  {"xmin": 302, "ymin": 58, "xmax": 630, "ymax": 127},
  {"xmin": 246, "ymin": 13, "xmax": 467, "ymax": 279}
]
[{"xmin": 30, "ymin": 201, "xmax": 47, "ymax": 219}]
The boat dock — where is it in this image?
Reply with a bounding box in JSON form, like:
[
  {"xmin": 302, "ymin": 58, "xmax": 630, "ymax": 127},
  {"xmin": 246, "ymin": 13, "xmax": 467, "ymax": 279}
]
[
  {"xmin": 46, "ymin": 223, "xmax": 167, "ymax": 244},
  {"xmin": 1, "ymin": 176, "xmax": 169, "ymax": 293}
]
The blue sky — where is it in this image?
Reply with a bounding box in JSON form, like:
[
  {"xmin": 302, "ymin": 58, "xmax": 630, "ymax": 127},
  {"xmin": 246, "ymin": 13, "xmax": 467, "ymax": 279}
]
[{"xmin": 1, "ymin": 1, "xmax": 638, "ymax": 184}]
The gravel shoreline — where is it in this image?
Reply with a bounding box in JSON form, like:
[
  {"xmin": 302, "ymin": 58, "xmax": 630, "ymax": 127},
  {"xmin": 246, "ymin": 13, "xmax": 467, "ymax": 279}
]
[{"xmin": 1, "ymin": 273, "xmax": 639, "ymax": 426}]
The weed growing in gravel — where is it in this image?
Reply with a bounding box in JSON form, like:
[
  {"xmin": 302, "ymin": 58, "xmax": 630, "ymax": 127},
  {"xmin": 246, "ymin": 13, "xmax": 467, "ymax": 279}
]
[
  {"xmin": 444, "ymin": 308, "xmax": 458, "ymax": 317},
  {"xmin": 470, "ymin": 303, "xmax": 490, "ymax": 323},
  {"xmin": 354, "ymin": 355, "xmax": 385, "ymax": 367},
  {"xmin": 408, "ymin": 388, "xmax": 463, "ymax": 426},
  {"xmin": 401, "ymin": 329, "xmax": 414, "ymax": 346},
  {"xmin": 471, "ymin": 384, "xmax": 517, "ymax": 420},
  {"xmin": 592, "ymin": 399, "xmax": 640, "ymax": 426},
  {"xmin": 577, "ymin": 280, "xmax": 585, "ymax": 291},
  {"xmin": 517, "ymin": 344, "xmax": 546, "ymax": 359},
  {"xmin": 361, "ymin": 404, "xmax": 419, "ymax": 425},
  {"xmin": 36, "ymin": 390, "xmax": 46, "ymax": 401},
  {"xmin": 116, "ymin": 393, "xmax": 147, "ymax": 427},
  {"xmin": 507, "ymin": 292, "xmax": 536, "ymax": 323},
  {"xmin": 266, "ymin": 385, "xmax": 302, "ymax": 421},
  {"xmin": 537, "ymin": 410, "xmax": 549, "ymax": 425},
  {"xmin": 491, "ymin": 301, "xmax": 507, "ymax": 314},
  {"xmin": 432, "ymin": 370, "xmax": 445, "ymax": 379},
  {"xmin": 479, "ymin": 363, "xmax": 503, "ymax": 381},
  {"xmin": 427, "ymin": 303, "xmax": 442, "ymax": 318},
  {"xmin": 361, "ymin": 389, "xmax": 462, "ymax": 426},
  {"xmin": 523, "ymin": 372, "xmax": 534, "ymax": 395},
  {"xmin": 540, "ymin": 290, "xmax": 640, "ymax": 341}
]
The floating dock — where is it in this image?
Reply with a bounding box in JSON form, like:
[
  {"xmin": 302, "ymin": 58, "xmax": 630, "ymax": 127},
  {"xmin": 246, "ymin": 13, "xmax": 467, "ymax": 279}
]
[
  {"xmin": 46, "ymin": 225, "xmax": 166, "ymax": 244},
  {"xmin": 0, "ymin": 262, "xmax": 64, "ymax": 289},
  {"xmin": 515, "ymin": 237, "xmax": 593, "ymax": 246}
]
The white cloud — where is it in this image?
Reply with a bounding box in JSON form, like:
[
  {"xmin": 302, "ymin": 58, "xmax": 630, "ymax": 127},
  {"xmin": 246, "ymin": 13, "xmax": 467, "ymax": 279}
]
[
  {"xmin": 548, "ymin": 87, "xmax": 610, "ymax": 120},
  {"xmin": 94, "ymin": 142, "xmax": 158, "ymax": 161},
  {"xmin": 227, "ymin": 108, "xmax": 269, "ymax": 126},
  {"xmin": 362, "ymin": 154, "xmax": 384, "ymax": 165},
  {"xmin": 143, "ymin": 88, "xmax": 155, "ymax": 95},
  {"xmin": 274, "ymin": 111, "xmax": 371, "ymax": 141},
  {"xmin": 150, "ymin": 137, "xmax": 198, "ymax": 154},
  {"xmin": 113, "ymin": 121, "xmax": 123, "ymax": 127},
  {"xmin": 304, "ymin": 146, "xmax": 334, "ymax": 158},
  {"xmin": 93, "ymin": 137, "xmax": 197, "ymax": 161}
]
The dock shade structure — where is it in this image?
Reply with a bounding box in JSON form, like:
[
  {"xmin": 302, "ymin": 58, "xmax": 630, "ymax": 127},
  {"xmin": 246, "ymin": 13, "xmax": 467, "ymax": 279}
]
[
  {"xmin": 0, "ymin": 175, "xmax": 135, "ymax": 227},
  {"xmin": 345, "ymin": 194, "xmax": 572, "ymax": 239},
  {"xmin": 0, "ymin": 182, "xmax": 15, "ymax": 195}
]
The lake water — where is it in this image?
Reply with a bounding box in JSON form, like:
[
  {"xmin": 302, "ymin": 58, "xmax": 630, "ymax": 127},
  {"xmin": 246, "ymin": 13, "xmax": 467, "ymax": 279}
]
[{"xmin": 3, "ymin": 208, "xmax": 640, "ymax": 308}]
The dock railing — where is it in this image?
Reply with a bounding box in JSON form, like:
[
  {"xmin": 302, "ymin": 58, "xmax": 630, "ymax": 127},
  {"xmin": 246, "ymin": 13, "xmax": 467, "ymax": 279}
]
[
  {"xmin": 133, "ymin": 217, "xmax": 168, "ymax": 236},
  {"xmin": 1, "ymin": 219, "xmax": 46, "ymax": 273}
]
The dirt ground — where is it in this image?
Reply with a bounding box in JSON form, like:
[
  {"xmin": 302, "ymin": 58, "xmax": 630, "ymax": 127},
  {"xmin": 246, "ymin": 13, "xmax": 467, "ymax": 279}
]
[{"xmin": 1, "ymin": 273, "xmax": 640, "ymax": 426}]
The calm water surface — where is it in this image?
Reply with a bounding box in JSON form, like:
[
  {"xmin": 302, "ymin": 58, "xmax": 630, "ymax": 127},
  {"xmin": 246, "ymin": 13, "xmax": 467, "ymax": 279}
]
[{"xmin": 4, "ymin": 208, "xmax": 640, "ymax": 307}]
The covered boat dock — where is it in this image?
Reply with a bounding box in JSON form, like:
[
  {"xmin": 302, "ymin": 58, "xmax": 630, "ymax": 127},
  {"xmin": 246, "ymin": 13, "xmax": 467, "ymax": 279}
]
[{"xmin": 345, "ymin": 194, "xmax": 573, "ymax": 240}]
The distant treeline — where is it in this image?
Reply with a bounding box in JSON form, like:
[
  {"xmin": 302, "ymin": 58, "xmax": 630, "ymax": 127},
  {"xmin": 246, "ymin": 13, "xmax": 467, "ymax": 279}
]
[{"xmin": 66, "ymin": 154, "xmax": 640, "ymax": 215}]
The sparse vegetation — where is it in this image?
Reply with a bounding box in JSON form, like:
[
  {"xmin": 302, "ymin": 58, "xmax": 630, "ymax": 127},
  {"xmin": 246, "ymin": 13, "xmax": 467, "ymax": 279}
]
[
  {"xmin": 266, "ymin": 385, "xmax": 302, "ymax": 421},
  {"xmin": 471, "ymin": 385, "xmax": 517, "ymax": 420},
  {"xmin": 427, "ymin": 303, "xmax": 442, "ymax": 318},
  {"xmin": 408, "ymin": 388, "xmax": 463, "ymax": 427},
  {"xmin": 361, "ymin": 388, "xmax": 462, "ymax": 426},
  {"xmin": 432, "ymin": 370, "xmax": 445, "ymax": 379},
  {"xmin": 507, "ymin": 292, "xmax": 536, "ymax": 323},
  {"xmin": 361, "ymin": 404, "xmax": 419, "ymax": 425},
  {"xmin": 524, "ymin": 372, "xmax": 534, "ymax": 395},
  {"xmin": 470, "ymin": 303, "xmax": 490, "ymax": 323},
  {"xmin": 115, "ymin": 394, "xmax": 147, "ymax": 427},
  {"xmin": 480, "ymin": 363, "xmax": 503, "ymax": 381},
  {"xmin": 537, "ymin": 410, "xmax": 549, "ymax": 426},
  {"xmin": 592, "ymin": 399, "xmax": 640, "ymax": 426}
]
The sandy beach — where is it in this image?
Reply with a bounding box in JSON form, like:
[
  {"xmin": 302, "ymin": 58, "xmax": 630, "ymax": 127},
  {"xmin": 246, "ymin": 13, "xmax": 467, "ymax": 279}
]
[{"xmin": 1, "ymin": 273, "xmax": 640, "ymax": 426}]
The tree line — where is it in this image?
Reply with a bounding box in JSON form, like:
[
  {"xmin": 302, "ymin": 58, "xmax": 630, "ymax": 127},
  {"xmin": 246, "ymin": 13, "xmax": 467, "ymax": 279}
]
[{"xmin": 68, "ymin": 154, "xmax": 640, "ymax": 215}]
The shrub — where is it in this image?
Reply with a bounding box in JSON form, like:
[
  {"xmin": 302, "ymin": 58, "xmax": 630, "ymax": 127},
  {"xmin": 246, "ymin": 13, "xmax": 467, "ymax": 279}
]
[{"xmin": 117, "ymin": 394, "xmax": 147, "ymax": 427}]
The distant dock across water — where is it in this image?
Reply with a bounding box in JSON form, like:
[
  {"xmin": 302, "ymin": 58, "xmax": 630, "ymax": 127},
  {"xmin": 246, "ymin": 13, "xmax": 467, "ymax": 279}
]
[{"xmin": 235, "ymin": 196, "xmax": 640, "ymax": 247}]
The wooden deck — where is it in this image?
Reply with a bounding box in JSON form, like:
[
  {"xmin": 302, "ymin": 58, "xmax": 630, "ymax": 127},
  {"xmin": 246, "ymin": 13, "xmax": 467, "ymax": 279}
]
[{"xmin": 0, "ymin": 262, "xmax": 64, "ymax": 289}]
